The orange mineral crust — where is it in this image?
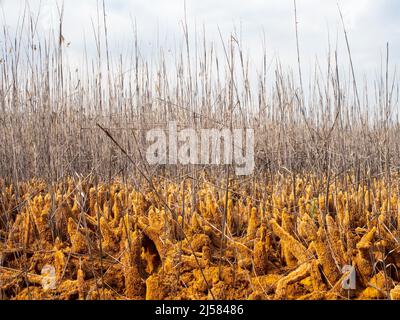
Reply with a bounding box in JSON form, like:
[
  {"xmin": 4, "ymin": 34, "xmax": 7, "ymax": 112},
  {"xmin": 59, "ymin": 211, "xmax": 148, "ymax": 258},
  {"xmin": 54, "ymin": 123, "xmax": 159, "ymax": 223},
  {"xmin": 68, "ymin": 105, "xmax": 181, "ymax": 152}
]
[{"xmin": 1, "ymin": 175, "xmax": 400, "ymax": 300}]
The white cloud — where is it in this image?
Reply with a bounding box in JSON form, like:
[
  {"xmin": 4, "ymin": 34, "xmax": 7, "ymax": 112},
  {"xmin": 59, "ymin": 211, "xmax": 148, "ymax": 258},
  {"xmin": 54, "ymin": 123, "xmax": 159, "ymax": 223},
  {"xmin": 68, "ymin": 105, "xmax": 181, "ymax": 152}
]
[{"xmin": 0, "ymin": 0, "xmax": 398, "ymax": 88}]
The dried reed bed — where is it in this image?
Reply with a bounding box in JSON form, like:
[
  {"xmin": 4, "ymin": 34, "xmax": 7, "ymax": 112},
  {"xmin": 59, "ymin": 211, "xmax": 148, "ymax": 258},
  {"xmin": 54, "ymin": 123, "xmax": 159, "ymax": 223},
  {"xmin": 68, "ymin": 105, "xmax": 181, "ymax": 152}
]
[
  {"xmin": 0, "ymin": 4, "xmax": 399, "ymax": 182},
  {"xmin": 1, "ymin": 3, "xmax": 400, "ymax": 300}
]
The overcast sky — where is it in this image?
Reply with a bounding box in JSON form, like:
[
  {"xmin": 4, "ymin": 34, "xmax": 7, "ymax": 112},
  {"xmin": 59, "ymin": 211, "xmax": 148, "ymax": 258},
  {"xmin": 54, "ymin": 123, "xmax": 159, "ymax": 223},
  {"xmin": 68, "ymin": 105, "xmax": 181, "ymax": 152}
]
[{"xmin": 1, "ymin": 0, "xmax": 399, "ymax": 86}]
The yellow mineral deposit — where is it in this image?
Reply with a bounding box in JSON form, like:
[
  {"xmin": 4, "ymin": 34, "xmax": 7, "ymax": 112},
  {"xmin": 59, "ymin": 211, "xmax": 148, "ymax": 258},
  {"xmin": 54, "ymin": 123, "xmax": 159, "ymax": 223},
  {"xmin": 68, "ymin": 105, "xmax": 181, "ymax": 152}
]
[{"xmin": 1, "ymin": 176, "xmax": 400, "ymax": 300}]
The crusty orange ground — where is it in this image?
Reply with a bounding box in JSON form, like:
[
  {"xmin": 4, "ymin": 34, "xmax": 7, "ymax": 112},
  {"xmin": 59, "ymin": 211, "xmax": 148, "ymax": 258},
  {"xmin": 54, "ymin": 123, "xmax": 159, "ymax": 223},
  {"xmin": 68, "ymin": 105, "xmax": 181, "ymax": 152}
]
[{"xmin": 1, "ymin": 176, "xmax": 400, "ymax": 300}]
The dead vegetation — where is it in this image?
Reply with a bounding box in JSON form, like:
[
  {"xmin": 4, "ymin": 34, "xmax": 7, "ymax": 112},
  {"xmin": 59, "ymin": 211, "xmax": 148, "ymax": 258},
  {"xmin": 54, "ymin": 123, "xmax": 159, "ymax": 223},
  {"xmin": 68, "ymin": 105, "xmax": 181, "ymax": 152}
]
[
  {"xmin": 1, "ymin": 2, "xmax": 400, "ymax": 300},
  {"xmin": 1, "ymin": 175, "xmax": 400, "ymax": 300}
]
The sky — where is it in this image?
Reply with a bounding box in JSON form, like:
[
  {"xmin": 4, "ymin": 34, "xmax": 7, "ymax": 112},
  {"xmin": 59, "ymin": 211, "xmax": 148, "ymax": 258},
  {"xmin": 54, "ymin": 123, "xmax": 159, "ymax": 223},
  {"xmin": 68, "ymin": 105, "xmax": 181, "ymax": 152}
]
[{"xmin": 0, "ymin": 0, "xmax": 399, "ymax": 88}]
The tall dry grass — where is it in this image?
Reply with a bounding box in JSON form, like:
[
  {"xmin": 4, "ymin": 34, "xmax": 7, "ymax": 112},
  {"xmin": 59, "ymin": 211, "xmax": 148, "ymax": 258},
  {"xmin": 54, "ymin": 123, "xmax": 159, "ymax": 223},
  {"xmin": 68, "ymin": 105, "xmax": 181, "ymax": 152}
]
[
  {"xmin": 0, "ymin": 3, "xmax": 398, "ymax": 186},
  {"xmin": 1, "ymin": 3, "xmax": 400, "ymax": 301}
]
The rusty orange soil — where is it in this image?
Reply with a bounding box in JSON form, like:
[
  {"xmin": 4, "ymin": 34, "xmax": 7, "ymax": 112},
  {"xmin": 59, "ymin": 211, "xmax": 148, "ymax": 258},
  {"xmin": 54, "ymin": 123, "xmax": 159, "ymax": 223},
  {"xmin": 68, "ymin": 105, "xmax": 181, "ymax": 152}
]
[{"xmin": 1, "ymin": 176, "xmax": 400, "ymax": 300}]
